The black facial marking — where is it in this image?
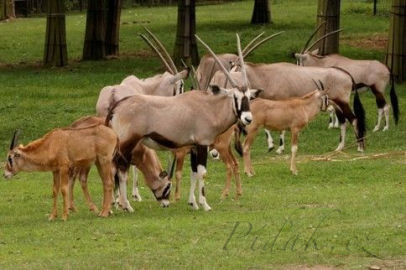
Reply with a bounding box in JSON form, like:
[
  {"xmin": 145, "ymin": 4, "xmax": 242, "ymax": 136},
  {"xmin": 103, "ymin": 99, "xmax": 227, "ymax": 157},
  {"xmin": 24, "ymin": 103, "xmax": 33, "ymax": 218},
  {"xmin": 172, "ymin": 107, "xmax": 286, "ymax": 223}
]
[
  {"xmin": 8, "ymin": 156, "xmax": 12, "ymax": 167},
  {"xmin": 146, "ymin": 132, "xmax": 179, "ymax": 149},
  {"xmin": 211, "ymin": 85, "xmax": 221, "ymax": 95},
  {"xmin": 241, "ymin": 96, "xmax": 249, "ymax": 112}
]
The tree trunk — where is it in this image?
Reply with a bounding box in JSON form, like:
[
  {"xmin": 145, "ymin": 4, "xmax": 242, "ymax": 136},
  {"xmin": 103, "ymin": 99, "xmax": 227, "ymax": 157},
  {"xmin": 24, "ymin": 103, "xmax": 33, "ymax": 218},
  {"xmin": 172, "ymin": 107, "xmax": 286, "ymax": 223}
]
[
  {"xmin": 251, "ymin": 0, "xmax": 271, "ymax": 24},
  {"xmin": 315, "ymin": 0, "xmax": 341, "ymax": 55},
  {"xmin": 386, "ymin": 0, "xmax": 406, "ymax": 82},
  {"xmin": 83, "ymin": 0, "xmax": 106, "ymax": 60},
  {"xmin": 105, "ymin": 0, "xmax": 122, "ymax": 56},
  {"xmin": 43, "ymin": 0, "xmax": 68, "ymax": 66},
  {"xmin": 0, "ymin": 0, "xmax": 15, "ymax": 20},
  {"xmin": 173, "ymin": 0, "xmax": 199, "ymax": 67}
]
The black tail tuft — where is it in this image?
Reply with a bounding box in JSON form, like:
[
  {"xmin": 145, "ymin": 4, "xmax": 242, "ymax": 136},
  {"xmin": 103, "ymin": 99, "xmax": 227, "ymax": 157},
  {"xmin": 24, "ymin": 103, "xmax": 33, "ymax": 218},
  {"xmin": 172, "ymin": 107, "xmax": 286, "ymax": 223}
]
[
  {"xmin": 390, "ymin": 73, "xmax": 399, "ymax": 125},
  {"xmin": 353, "ymin": 89, "xmax": 366, "ymax": 143}
]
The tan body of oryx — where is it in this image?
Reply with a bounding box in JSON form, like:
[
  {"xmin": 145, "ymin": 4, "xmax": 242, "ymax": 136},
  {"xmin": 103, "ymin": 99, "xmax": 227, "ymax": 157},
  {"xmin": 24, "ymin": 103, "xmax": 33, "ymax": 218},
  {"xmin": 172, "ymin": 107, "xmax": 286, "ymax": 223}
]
[
  {"xmin": 107, "ymin": 34, "xmax": 261, "ymax": 211},
  {"xmin": 67, "ymin": 116, "xmax": 172, "ymax": 211},
  {"xmin": 294, "ymin": 51, "xmax": 398, "ymax": 131},
  {"xmin": 96, "ymin": 70, "xmax": 188, "ymax": 117},
  {"xmin": 237, "ymin": 90, "xmax": 329, "ymax": 176},
  {"xmin": 4, "ymin": 124, "xmax": 118, "ymax": 221}
]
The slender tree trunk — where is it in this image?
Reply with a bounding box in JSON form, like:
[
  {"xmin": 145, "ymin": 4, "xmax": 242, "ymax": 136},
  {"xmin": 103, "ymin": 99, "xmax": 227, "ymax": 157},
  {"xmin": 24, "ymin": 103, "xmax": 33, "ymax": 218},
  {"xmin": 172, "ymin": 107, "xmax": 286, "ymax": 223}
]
[
  {"xmin": 83, "ymin": 0, "xmax": 106, "ymax": 60},
  {"xmin": 386, "ymin": 0, "xmax": 406, "ymax": 82},
  {"xmin": 251, "ymin": 0, "xmax": 271, "ymax": 24},
  {"xmin": 43, "ymin": 0, "xmax": 68, "ymax": 66},
  {"xmin": 105, "ymin": 0, "xmax": 122, "ymax": 56},
  {"xmin": 0, "ymin": 0, "xmax": 15, "ymax": 20},
  {"xmin": 315, "ymin": 0, "xmax": 341, "ymax": 55},
  {"xmin": 173, "ymin": 0, "xmax": 199, "ymax": 66}
]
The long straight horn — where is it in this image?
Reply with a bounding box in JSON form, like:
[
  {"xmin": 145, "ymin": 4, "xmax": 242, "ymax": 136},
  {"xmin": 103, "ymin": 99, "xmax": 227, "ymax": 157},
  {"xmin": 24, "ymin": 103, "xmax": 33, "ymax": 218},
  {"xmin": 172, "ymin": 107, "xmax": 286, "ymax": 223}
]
[
  {"xmin": 301, "ymin": 21, "xmax": 326, "ymax": 53},
  {"xmin": 9, "ymin": 130, "xmax": 19, "ymax": 150},
  {"xmin": 144, "ymin": 27, "xmax": 178, "ymax": 74},
  {"xmin": 318, "ymin": 80, "xmax": 325, "ymax": 91},
  {"xmin": 166, "ymin": 154, "xmax": 176, "ymax": 180},
  {"xmin": 242, "ymin": 32, "xmax": 265, "ymax": 55},
  {"xmin": 305, "ymin": 29, "xmax": 343, "ymax": 53},
  {"xmin": 195, "ymin": 35, "xmax": 239, "ymax": 88},
  {"xmin": 236, "ymin": 33, "xmax": 248, "ymax": 90},
  {"xmin": 243, "ymin": 31, "xmax": 284, "ymax": 59},
  {"xmin": 140, "ymin": 34, "xmax": 174, "ymax": 74}
]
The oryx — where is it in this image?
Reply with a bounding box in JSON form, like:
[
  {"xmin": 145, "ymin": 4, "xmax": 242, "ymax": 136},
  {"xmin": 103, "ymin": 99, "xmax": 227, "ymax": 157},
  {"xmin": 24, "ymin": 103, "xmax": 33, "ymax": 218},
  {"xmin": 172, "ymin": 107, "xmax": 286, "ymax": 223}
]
[
  {"xmin": 105, "ymin": 34, "xmax": 261, "ymax": 211},
  {"xmin": 294, "ymin": 26, "xmax": 399, "ymax": 132}
]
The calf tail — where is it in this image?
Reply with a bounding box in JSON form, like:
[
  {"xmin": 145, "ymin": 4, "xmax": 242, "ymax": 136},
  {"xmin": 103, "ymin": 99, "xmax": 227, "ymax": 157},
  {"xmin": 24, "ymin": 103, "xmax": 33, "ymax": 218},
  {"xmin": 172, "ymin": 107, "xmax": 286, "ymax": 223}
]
[
  {"xmin": 390, "ymin": 72, "xmax": 399, "ymax": 125},
  {"xmin": 353, "ymin": 89, "xmax": 366, "ymax": 142},
  {"xmin": 234, "ymin": 124, "xmax": 244, "ymax": 157}
]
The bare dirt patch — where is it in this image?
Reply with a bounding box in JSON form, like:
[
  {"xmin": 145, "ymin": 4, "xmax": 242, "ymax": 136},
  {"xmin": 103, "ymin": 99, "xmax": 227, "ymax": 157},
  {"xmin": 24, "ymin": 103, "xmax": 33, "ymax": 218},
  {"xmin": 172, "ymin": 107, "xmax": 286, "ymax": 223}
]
[{"xmin": 342, "ymin": 34, "xmax": 388, "ymax": 51}]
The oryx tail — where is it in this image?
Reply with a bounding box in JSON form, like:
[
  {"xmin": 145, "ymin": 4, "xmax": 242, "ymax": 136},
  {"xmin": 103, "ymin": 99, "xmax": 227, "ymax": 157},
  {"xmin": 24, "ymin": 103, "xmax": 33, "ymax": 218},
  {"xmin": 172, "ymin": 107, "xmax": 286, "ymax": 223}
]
[{"xmin": 390, "ymin": 72, "xmax": 399, "ymax": 125}]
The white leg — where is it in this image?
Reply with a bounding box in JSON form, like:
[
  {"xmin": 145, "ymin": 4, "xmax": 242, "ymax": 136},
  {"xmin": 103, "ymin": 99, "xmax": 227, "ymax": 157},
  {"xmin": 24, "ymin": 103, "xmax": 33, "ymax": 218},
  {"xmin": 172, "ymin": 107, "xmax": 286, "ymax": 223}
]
[
  {"xmin": 188, "ymin": 171, "xmax": 199, "ymax": 210},
  {"xmin": 131, "ymin": 165, "xmax": 142, "ymax": 201},
  {"xmin": 352, "ymin": 119, "xmax": 364, "ymax": 153},
  {"xmin": 335, "ymin": 123, "xmax": 346, "ymax": 151},
  {"xmin": 276, "ymin": 131, "xmax": 285, "ymax": 154},
  {"xmin": 118, "ymin": 170, "xmax": 134, "ymax": 213},
  {"xmin": 265, "ymin": 129, "xmax": 274, "ymax": 151},
  {"xmin": 373, "ymin": 108, "xmax": 384, "ymax": 132},
  {"xmin": 197, "ymin": 165, "xmax": 211, "ymax": 211},
  {"xmin": 333, "ymin": 113, "xmax": 339, "ymax": 128},
  {"xmin": 328, "ymin": 111, "xmax": 334, "ymax": 129},
  {"xmin": 383, "ymin": 104, "xmax": 390, "ymax": 131},
  {"xmin": 209, "ymin": 148, "xmax": 220, "ymax": 160}
]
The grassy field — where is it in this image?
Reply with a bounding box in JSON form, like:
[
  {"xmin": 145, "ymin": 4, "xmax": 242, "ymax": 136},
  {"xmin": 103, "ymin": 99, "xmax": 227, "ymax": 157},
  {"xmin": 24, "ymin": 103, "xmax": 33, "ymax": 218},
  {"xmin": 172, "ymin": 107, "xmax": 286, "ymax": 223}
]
[{"xmin": 0, "ymin": 0, "xmax": 405, "ymax": 269}]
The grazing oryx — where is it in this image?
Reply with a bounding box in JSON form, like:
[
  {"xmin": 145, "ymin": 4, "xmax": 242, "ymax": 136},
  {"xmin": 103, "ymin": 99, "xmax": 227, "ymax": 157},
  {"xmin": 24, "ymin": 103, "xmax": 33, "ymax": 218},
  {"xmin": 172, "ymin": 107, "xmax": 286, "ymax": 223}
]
[
  {"xmin": 96, "ymin": 29, "xmax": 188, "ymax": 204},
  {"xmin": 106, "ymin": 34, "xmax": 261, "ymax": 211},
  {"xmin": 295, "ymin": 49, "xmax": 398, "ymax": 132},
  {"xmin": 68, "ymin": 116, "xmax": 173, "ymax": 212},
  {"xmin": 236, "ymin": 81, "xmax": 330, "ymax": 175},
  {"xmin": 3, "ymin": 125, "xmax": 117, "ymax": 221}
]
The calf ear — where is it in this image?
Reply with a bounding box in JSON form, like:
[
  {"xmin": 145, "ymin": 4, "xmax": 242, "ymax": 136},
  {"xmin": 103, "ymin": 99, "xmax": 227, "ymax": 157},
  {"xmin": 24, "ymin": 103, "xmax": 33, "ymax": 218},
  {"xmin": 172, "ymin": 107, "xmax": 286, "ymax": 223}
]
[
  {"xmin": 159, "ymin": 171, "xmax": 168, "ymax": 178},
  {"xmin": 208, "ymin": 85, "xmax": 229, "ymax": 95},
  {"xmin": 311, "ymin": 49, "xmax": 319, "ymax": 55},
  {"xmin": 249, "ymin": 89, "xmax": 263, "ymax": 100}
]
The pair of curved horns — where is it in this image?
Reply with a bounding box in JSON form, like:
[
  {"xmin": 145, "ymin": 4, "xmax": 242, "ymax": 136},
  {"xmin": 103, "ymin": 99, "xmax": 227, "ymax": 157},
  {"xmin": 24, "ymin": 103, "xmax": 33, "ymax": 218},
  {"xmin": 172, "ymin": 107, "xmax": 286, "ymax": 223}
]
[
  {"xmin": 9, "ymin": 130, "xmax": 20, "ymax": 150},
  {"xmin": 140, "ymin": 27, "xmax": 178, "ymax": 75},
  {"xmin": 302, "ymin": 21, "xmax": 342, "ymax": 53},
  {"xmin": 312, "ymin": 79, "xmax": 325, "ymax": 91}
]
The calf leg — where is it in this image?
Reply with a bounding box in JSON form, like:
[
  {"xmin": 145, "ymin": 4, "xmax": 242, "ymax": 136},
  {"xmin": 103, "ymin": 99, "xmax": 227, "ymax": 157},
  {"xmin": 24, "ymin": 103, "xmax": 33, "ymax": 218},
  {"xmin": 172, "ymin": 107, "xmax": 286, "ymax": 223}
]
[
  {"xmin": 49, "ymin": 171, "xmax": 60, "ymax": 221},
  {"xmin": 60, "ymin": 167, "xmax": 70, "ymax": 221},
  {"xmin": 218, "ymin": 144, "xmax": 234, "ymax": 199},
  {"xmin": 78, "ymin": 167, "xmax": 98, "ymax": 213},
  {"xmin": 243, "ymin": 127, "xmax": 259, "ymax": 177},
  {"xmin": 174, "ymin": 151, "xmax": 186, "ymax": 201},
  {"xmin": 276, "ymin": 131, "xmax": 286, "ymax": 154},
  {"xmin": 131, "ymin": 165, "xmax": 142, "ymax": 202},
  {"xmin": 96, "ymin": 160, "xmax": 114, "ymax": 217},
  {"xmin": 264, "ymin": 129, "xmax": 274, "ymax": 151},
  {"xmin": 68, "ymin": 168, "xmax": 78, "ymax": 213},
  {"xmin": 229, "ymin": 145, "xmax": 242, "ymax": 198}
]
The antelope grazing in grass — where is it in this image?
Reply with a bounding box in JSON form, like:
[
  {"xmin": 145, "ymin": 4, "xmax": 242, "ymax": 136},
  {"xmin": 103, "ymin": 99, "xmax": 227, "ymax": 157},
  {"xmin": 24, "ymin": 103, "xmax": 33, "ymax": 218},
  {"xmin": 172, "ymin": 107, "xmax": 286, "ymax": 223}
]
[
  {"xmin": 3, "ymin": 124, "xmax": 118, "ymax": 221},
  {"xmin": 236, "ymin": 81, "xmax": 330, "ymax": 176},
  {"xmin": 295, "ymin": 50, "xmax": 398, "ymax": 132},
  {"xmin": 68, "ymin": 116, "xmax": 173, "ymax": 212},
  {"xmin": 106, "ymin": 34, "xmax": 261, "ymax": 211}
]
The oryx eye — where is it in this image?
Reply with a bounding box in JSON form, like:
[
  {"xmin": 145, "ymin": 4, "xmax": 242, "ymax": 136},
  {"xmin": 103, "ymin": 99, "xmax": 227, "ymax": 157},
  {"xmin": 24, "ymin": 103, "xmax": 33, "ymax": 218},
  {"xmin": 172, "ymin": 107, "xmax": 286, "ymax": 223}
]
[
  {"xmin": 14, "ymin": 153, "xmax": 20, "ymax": 158},
  {"xmin": 8, "ymin": 156, "xmax": 12, "ymax": 166}
]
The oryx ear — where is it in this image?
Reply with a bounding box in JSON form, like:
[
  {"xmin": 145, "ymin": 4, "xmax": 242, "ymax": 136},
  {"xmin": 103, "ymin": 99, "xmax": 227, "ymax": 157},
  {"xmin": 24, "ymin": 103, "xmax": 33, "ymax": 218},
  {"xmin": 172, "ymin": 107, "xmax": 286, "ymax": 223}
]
[
  {"xmin": 208, "ymin": 85, "xmax": 229, "ymax": 96},
  {"xmin": 170, "ymin": 69, "xmax": 189, "ymax": 84},
  {"xmin": 293, "ymin": 52, "xmax": 299, "ymax": 59},
  {"xmin": 159, "ymin": 171, "xmax": 168, "ymax": 178},
  {"xmin": 311, "ymin": 49, "xmax": 319, "ymax": 55},
  {"xmin": 249, "ymin": 89, "xmax": 263, "ymax": 100}
]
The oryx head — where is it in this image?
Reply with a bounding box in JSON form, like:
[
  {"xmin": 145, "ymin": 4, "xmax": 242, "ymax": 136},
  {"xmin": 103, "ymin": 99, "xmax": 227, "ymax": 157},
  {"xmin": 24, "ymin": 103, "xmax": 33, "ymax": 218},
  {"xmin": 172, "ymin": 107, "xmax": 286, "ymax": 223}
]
[
  {"xmin": 151, "ymin": 154, "xmax": 175, "ymax": 208},
  {"xmin": 294, "ymin": 24, "xmax": 342, "ymax": 66},
  {"xmin": 311, "ymin": 79, "xmax": 330, "ymax": 112},
  {"xmin": 141, "ymin": 27, "xmax": 189, "ymax": 96},
  {"xmin": 4, "ymin": 130, "xmax": 22, "ymax": 179},
  {"xmin": 196, "ymin": 33, "xmax": 262, "ymax": 126}
]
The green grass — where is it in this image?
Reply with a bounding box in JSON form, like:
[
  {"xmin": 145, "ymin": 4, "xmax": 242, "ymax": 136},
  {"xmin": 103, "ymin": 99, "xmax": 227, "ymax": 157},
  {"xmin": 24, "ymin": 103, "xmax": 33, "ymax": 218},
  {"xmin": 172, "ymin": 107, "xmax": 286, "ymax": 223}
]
[{"xmin": 0, "ymin": 1, "xmax": 405, "ymax": 269}]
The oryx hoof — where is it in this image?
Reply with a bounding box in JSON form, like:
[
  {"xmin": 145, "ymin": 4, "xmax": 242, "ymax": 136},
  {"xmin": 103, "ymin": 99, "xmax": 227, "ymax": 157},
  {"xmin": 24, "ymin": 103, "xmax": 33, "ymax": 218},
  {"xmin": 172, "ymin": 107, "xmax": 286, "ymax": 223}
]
[
  {"xmin": 188, "ymin": 202, "xmax": 199, "ymax": 210},
  {"xmin": 268, "ymin": 146, "xmax": 274, "ymax": 152},
  {"xmin": 68, "ymin": 206, "xmax": 77, "ymax": 213},
  {"xmin": 132, "ymin": 194, "xmax": 142, "ymax": 202},
  {"xmin": 373, "ymin": 126, "xmax": 380, "ymax": 132},
  {"xmin": 201, "ymin": 203, "xmax": 212, "ymax": 211},
  {"xmin": 89, "ymin": 205, "xmax": 99, "ymax": 213},
  {"xmin": 99, "ymin": 210, "xmax": 111, "ymax": 218},
  {"xmin": 245, "ymin": 171, "xmax": 254, "ymax": 177},
  {"xmin": 383, "ymin": 126, "xmax": 389, "ymax": 132},
  {"xmin": 61, "ymin": 213, "xmax": 68, "ymax": 221},
  {"xmin": 221, "ymin": 191, "xmax": 229, "ymax": 199},
  {"xmin": 48, "ymin": 214, "xmax": 57, "ymax": 221},
  {"xmin": 276, "ymin": 148, "xmax": 284, "ymax": 155},
  {"xmin": 290, "ymin": 169, "xmax": 298, "ymax": 176},
  {"xmin": 123, "ymin": 205, "xmax": 135, "ymax": 213}
]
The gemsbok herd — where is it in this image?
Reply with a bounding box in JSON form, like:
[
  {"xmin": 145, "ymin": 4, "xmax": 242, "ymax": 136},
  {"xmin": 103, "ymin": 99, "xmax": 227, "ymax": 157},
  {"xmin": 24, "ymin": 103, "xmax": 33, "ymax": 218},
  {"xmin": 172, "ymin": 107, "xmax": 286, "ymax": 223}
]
[{"xmin": 3, "ymin": 27, "xmax": 399, "ymax": 220}]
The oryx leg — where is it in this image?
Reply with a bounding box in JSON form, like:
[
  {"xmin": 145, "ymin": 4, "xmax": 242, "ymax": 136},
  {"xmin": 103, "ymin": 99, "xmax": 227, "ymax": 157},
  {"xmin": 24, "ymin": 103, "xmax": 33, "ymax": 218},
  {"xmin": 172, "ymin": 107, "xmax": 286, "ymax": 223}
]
[
  {"xmin": 59, "ymin": 167, "xmax": 70, "ymax": 221},
  {"xmin": 78, "ymin": 167, "xmax": 99, "ymax": 213},
  {"xmin": 131, "ymin": 165, "xmax": 142, "ymax": 202},
  {"xmin": 243, "ymin": 126, "xmax": 259, "ymax": 177},
  {"xmin": 49, "ymin": 171, "xmax": 60, "ymax": 221},
  {"xmin": 276, "ymin": 131, "xmax": 286, "ymax": 154},
  {"xmin": 290, "ymin": 129, "xmax": 299, "ymax": 175},
  {"xmin": 264, "ymin": 129, "xmax": 275, "ymax": 151},
  {"xmin": 189, "ymin": 145, "xmax": 211, "ymax": 211},
  {"xmin": 117, "ymin": 169, "xmax": 134, "ymax": 212},
  {"xmin": 327, "ymin": 105, "xmax": 338, "ymax": 129},
  {"xmin": 174, "ymin": 149, "xmax": 187, "ymax": 201},
  {"xmin": 371, "ymin": 85, "xmax": 388, "ymax": 132},
  {"xmin": 336, "ymin": 102, "xmax": 364, "ymax": 152},
  {"xmin": 96, "ymin": 160, "xmax": 114, "ymax": 217},
  {"xmin": 68, "ymin": 168, "xmax": 78, "ymax": 213},
  {"xmin": 334, "ymin": 109, "xmax": 347, "ymax": 151}
]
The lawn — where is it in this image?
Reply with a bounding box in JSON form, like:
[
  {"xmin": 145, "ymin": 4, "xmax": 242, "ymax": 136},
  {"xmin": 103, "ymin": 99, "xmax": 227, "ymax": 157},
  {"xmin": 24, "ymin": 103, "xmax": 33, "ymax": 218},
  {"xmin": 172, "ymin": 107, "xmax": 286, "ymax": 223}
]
[{"xmin": 0, "ymin": 0, "xmax": 405, "ymax": 269}]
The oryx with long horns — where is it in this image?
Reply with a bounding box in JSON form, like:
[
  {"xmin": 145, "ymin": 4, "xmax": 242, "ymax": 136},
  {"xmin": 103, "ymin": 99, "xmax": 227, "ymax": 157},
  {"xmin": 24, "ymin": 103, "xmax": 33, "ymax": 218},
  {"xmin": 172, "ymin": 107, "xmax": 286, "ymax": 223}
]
[
  {"xmin": 105, "ymin": 34, "xmax": 261, "ymax": 211},
  {"xmin": 294, "ymin": 26, "xmax": 398, "ymax": 132}
]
